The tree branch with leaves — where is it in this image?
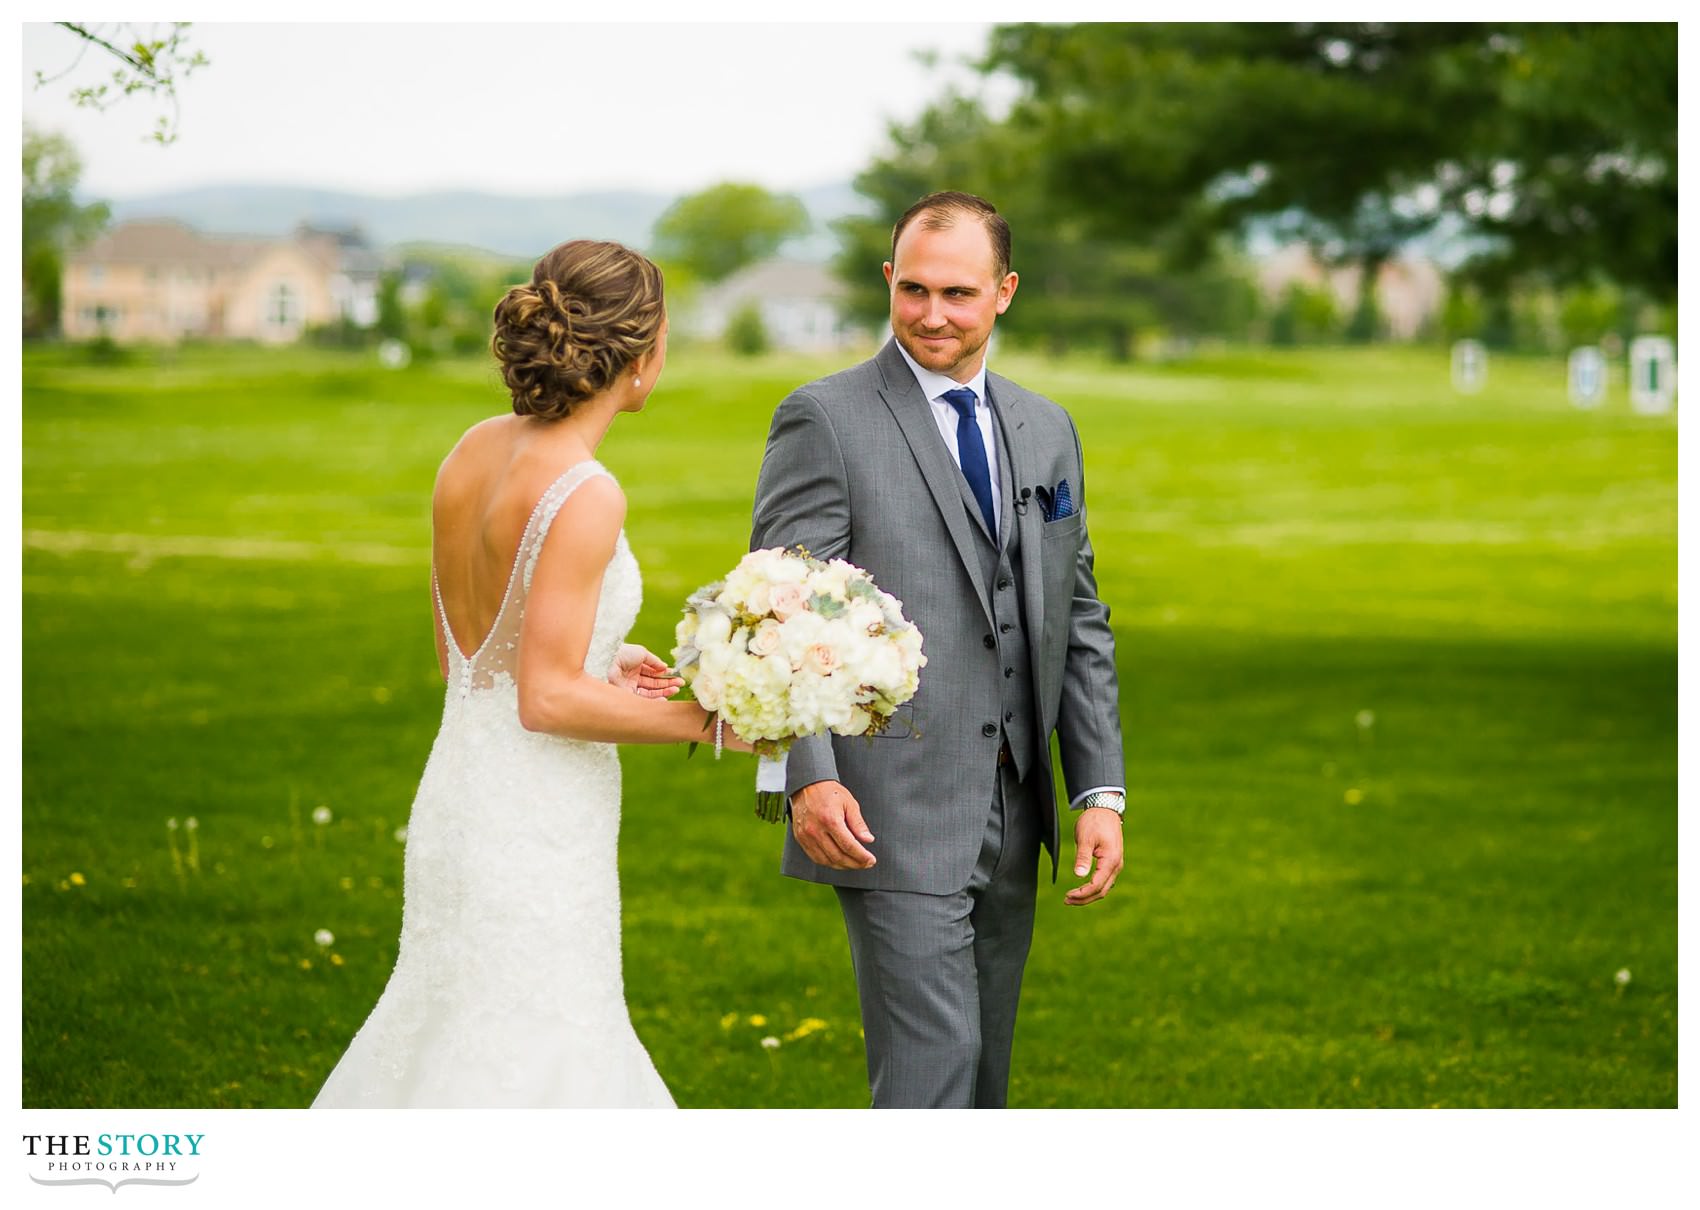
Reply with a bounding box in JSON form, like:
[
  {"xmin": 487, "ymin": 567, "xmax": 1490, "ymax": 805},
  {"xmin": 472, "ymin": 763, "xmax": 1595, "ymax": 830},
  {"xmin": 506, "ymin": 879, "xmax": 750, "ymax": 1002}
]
[{"xmin": 34, "ymin": 21, "xmax": 208, "ymax": 146}]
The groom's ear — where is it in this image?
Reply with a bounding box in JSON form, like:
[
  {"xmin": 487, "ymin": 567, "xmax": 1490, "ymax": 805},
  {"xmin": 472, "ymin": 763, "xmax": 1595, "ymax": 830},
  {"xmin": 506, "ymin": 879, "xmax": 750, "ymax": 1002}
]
[
  {"xmin": 995, "ymin": 271, "xmax": 1019, "ymax": 314},
  {"xmin": 882, "ymin": 261, "xmax": 894, "ymax": 288}
]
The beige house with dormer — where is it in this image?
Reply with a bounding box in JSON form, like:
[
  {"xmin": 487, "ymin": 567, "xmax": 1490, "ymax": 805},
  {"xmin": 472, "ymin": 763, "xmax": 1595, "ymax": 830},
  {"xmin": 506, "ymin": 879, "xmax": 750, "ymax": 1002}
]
[{"xmin": 61, "ymin": 219, "xmax": 381, "ymax": 344}]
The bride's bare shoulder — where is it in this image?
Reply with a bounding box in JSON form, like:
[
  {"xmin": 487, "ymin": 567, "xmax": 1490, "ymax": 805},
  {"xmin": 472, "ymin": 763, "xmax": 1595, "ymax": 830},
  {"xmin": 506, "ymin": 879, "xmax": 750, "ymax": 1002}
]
[{"xmin": 434, "ymin": 415, "xmax": 514, "ymax": 490}]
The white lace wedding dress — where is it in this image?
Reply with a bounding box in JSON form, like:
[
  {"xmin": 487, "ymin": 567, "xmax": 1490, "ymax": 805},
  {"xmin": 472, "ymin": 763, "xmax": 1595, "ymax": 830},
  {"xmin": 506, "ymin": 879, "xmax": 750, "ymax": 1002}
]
[{"xmin": 312, "ymin": 460, "xmax": 675, "ymax": 1107}]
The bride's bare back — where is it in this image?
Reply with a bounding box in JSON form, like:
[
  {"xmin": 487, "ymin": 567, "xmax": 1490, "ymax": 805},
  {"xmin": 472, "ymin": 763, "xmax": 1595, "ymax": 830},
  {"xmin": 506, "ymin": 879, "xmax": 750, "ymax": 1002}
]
[{"xmin": 429, "ymin": 415, "xmax": 599, "ymax": 669}]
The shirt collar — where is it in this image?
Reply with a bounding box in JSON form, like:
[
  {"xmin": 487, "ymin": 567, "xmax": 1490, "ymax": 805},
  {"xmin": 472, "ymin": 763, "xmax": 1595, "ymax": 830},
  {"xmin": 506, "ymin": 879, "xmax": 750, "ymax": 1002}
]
[{"xmin": 892, "ymin": 338, "xmax": 989, "ymax": 407}]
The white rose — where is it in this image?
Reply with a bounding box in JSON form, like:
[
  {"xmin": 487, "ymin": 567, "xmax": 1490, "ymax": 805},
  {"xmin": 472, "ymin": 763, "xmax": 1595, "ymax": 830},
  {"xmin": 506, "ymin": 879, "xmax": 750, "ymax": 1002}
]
[
  {"xmin": 748, "ymin": 619, "xmax": 784, "ymax": 657},
  {"xmin": 848, "ymin": 600, "xmax": 883, "ymax": 635},
  {"xmin": 767, "ymin": 553, "xmax": 810, "ymax": 584},
  {"xmin": 699, "ymin": 641, "xmax": 734, "ymax": 675},
  {"xmin": 745, "ymin": 581, "xmax": 772, "ymax": 616},
  {"xmin": 697, "ymin": 609, "xmax": 733, "ymax": 647},
  {"xmin": 693, "ymin": 671, "xmax": 724, "ymax": 710}
]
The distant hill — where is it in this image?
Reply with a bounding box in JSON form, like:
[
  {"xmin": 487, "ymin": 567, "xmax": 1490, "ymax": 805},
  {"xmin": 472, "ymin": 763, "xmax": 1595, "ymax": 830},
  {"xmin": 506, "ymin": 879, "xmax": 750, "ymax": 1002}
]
[{"xmin": 100, "ymin": 181, "xmax": 871, "ymax": 262}]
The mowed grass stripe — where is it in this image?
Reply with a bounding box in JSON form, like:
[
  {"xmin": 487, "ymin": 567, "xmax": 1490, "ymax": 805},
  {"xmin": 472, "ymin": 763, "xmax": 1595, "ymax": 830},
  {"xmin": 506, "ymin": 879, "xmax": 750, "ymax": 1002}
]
[{"xmin": 25, "ymin": 528, "xmax": 426, "ymax": 567}]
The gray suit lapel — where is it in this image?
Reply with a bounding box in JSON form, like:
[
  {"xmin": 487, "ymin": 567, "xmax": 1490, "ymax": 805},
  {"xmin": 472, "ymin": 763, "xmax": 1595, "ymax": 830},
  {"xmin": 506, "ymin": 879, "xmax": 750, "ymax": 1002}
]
[
  {"xmin": 989, "ymin": 374, "xmax": 1048, "ymax": 662},
  {"xmin": 875, "ymin": 342, "xmax": 994, "ymax": 626}
]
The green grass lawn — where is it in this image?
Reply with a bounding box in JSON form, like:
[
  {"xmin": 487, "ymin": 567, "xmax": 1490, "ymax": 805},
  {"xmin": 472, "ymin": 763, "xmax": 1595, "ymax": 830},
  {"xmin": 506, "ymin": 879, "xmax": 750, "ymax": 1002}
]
[{"xmin": 21, "ymin": 339, "xmax": 1675, "ymax": 1107}]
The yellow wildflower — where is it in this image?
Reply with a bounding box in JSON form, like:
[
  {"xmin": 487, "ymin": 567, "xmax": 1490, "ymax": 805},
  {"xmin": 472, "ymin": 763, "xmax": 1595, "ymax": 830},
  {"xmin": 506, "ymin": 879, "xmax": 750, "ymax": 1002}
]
[
  {"xmin": 719, "ymin": 1012, "xmax": 739, "ymax": 1031},
  {"xmin": 748, "ymin": 1014, "xmax": 767, "ymax": 1027},
  {"xmin": 784, "ymin": 1018, "xmax": 829, "ymax": 1042},
  {"xmin": 68, "ymin": 872, "xmax": 86, "ymax": 886}
]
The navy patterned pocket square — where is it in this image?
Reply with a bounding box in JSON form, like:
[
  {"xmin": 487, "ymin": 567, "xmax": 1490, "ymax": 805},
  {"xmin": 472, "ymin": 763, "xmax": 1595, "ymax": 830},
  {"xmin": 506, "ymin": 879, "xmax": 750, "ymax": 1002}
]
[
  {"xmin": 1051, "ymin": 478, "xmax": 1074, "ymax": 519},
  {"xmin": 1033, "ymin": 479, "xmax": 1075, "ymax": 522}
]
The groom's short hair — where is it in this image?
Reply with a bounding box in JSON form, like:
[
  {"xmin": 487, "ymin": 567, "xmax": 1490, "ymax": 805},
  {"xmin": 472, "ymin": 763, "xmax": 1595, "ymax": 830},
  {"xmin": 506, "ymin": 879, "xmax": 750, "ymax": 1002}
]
[{"xmin": 891, "ymin": 191, "xmax": 1011, "ymax": 279}]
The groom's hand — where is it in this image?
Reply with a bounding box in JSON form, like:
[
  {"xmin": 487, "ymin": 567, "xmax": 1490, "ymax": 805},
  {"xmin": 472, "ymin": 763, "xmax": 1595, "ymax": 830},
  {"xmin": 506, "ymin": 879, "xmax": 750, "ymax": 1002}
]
[
  {"xmin": 789, "ymin": 781, "xmax": 877, "ymax": 870},
  {"xmin": 1065, "ymin": 809, "xmax": 1124, "ymax": 905}
]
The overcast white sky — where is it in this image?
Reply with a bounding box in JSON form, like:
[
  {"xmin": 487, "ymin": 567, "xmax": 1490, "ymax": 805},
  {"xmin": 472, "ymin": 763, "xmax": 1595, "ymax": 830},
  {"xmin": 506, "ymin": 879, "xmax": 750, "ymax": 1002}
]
[{"xmin": 21, "ymin": 22, "xmax": 1005, "ymax": 199}]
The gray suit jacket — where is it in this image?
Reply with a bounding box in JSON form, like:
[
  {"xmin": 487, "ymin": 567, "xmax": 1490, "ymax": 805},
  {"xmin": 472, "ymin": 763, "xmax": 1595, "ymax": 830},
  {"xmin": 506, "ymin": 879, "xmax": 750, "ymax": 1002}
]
[{"xmin": 750, "ymin": 338, "xmax": 1124, "ymax": 894}]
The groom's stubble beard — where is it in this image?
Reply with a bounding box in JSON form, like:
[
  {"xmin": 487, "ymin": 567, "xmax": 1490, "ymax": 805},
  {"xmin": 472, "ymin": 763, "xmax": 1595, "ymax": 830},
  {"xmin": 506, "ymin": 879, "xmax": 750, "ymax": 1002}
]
[{"xmin": 890, "ymin": 317, "xmax": 994, "ymax": 383}]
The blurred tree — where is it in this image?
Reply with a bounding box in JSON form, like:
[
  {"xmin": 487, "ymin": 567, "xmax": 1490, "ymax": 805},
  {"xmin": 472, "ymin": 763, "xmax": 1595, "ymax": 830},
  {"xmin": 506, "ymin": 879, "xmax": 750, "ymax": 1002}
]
[
  {"xmin": 653, "ymin": 183, "xmax": 810, "ymax": 283},
  {"xmin": 1439, "ymin": 284, "xmax": 1486, "ymax": 344},
  {"xmin": 375, "ymin": 271, "xmax": 408, "ymax": 342},
  {"xmin": 1556, "ymin": 284, "xmax": 1623, "ymax": 349},
  {"xmin": 1268, "ymin": 281, "xmax": 1341, "ymax": 346},
  {"xmin": 23, "ymin": 125, "xmax": 109, "ymax": 338},
  {"xmin": 981, "ymin": 23, "xmax": 1675, "ymax": 300},
  {"xmin": 35, "ymin": 22, "xmax": 208, "ymax": 145},
  {"xmin": 724, "ymin": 302, "xmax": 771, "ymax": 356}
]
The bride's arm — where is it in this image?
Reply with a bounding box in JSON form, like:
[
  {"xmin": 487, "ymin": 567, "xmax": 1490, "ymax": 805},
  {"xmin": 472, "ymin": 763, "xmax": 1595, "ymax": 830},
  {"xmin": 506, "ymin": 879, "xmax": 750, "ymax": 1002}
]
[{"xmin": 514, "ymin": 475, "xmax": 716, "ymax": 744}]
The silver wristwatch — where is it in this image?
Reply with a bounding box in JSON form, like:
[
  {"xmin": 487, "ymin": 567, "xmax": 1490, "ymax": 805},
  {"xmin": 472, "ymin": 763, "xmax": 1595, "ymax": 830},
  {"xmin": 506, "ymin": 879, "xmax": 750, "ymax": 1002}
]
[{"xmin": 1080, "ymin": 791, "xmax": 1126, "ymax": 817}]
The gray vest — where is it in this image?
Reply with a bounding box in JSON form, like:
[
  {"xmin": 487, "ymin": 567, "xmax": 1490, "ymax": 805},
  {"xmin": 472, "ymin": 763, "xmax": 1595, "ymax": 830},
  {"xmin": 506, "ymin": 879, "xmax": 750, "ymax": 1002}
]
[{"xmin": 950, "ymin": 394, "xmax": 1039, "ymax": 781}]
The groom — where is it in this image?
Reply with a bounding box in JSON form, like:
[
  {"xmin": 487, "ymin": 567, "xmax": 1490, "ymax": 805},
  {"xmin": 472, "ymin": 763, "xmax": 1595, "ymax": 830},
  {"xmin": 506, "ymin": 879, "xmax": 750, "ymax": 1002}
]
[{"xmin": 750, "ymin": 191, "xmax": 1126, "ymax": 1109}]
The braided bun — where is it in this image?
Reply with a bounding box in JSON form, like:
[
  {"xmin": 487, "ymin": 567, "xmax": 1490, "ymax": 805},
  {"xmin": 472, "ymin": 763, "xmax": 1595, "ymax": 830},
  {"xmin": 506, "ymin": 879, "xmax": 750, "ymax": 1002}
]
[{"xmin": 490, "ymin": 240, "xmax": 665, "ymax": 420}]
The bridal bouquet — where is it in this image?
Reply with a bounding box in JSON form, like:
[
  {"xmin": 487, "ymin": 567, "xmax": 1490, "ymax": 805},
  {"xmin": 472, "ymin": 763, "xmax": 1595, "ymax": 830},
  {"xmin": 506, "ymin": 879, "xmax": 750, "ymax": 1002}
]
[{"xmin": 672, "ymin": 547, "xmax": 926, "ymax": 821}]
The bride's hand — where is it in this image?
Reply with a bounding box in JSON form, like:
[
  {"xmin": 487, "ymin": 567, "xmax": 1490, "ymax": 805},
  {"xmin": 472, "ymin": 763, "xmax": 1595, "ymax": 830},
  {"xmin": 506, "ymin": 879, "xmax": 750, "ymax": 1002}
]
[{"xmin": 609, "ymin": 644, "xmax": 683, "ymax": 699}]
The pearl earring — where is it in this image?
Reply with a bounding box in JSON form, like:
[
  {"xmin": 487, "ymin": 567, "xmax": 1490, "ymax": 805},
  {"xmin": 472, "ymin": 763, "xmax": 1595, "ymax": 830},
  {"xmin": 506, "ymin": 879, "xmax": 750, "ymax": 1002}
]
[{"xmin": 633, "ymin": 376, "xmax": 642, "ymax": 388}]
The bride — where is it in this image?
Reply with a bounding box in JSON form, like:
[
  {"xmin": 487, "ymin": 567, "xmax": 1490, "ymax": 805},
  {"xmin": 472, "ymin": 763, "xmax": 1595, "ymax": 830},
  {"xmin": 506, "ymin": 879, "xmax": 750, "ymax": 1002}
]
[{"xmin": 312, "ymin": 239, "xmax": 749, "ymax": 1108}]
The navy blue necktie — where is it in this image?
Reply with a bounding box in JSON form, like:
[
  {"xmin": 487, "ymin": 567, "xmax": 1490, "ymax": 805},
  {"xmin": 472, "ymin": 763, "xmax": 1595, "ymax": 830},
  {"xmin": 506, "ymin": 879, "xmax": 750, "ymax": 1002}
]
[{"xmin": 941, "ymin": 387, "xmax": 996, "ymax": 536}]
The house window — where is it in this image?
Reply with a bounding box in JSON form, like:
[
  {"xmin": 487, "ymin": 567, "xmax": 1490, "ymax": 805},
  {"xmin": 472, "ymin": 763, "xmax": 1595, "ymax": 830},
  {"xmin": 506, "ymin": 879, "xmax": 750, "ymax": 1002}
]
[{"xmin": 267, "ymin": 282, "xmax": 299, "ymax": 329}]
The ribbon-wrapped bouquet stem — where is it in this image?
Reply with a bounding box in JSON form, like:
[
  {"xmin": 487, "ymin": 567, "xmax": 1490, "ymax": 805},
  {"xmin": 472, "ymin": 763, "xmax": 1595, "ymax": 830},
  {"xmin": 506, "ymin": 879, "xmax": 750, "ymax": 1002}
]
[{"xmin": 672, "ymin": 546, "xmax": 926, "ymax": 821}]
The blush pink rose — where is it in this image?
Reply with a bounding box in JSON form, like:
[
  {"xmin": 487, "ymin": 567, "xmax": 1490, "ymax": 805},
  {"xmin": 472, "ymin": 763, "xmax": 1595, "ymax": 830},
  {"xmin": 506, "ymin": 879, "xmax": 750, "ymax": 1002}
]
[
  {"xmin": 769, "ymin": 583, "xmax": 807, "ymax": 620},
  {"xmin": 803, "ymin": 643, "xmax": 841, "ymax": 676}
]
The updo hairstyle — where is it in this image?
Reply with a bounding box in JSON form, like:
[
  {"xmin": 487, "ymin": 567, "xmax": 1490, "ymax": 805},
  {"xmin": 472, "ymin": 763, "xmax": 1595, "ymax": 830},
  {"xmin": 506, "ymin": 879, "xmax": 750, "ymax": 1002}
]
[{"xmin": 490, "ymin": 239, "xmax": 666, "ymax": 419}]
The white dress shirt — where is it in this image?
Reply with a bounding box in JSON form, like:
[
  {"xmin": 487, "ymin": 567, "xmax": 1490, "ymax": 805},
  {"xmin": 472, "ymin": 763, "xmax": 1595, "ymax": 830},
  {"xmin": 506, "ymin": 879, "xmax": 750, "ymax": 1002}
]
[
  {"xmin": 893, "ymin": 340, "xmax": 1001, "ymax": 533},
  {"xmin": 892, "ymin": 340, "xmax": 1124, "ymax": 815}
]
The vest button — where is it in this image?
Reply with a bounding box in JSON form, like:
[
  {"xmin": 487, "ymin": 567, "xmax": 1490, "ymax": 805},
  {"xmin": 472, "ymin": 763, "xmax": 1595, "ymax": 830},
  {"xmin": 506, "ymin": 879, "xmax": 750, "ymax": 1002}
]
[
  {"xmin": 1004, "ymin": 711, "xmax": 1014, "ymax": 723},
  {"xmin": 981, "ymin": 723, "xmax": 997, "ymax": 738},
  {"xmin": 1004, "ymin": 667, "xmax": 1014, "ymax": 678},
  {"xmin": 1000, "ymin": 622, "xmax": 1013, "ymax": 633},
  {"xmin": 982, "ymin": 634, "xmax": 995, "ymax": 649},
  {"xmin": 997, "ymin": 578, "xmax": 1011, "ymax": 591}
]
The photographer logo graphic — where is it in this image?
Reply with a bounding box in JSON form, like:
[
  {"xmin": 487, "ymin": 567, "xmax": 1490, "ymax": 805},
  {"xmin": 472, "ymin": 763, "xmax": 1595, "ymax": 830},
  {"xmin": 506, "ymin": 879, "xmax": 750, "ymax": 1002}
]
[{"xmin": 22, "ymin": 1133, "xmax": 202, "ymax": 1193}]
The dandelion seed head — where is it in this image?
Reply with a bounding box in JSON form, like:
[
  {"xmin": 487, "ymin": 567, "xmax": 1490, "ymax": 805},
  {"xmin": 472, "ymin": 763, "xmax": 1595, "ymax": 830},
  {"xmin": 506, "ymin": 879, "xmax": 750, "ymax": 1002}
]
[
  {"xmin": 393, "ymin": 826, "xmax": 408, "ymax": 843},
  {"xmin": 312, "ymin": 806, "xmax": 332, "ymax": 826},
  {"xmin": 314, "ymin": 929, "xmax": 335, "ymax": 948},
  {"xmin": 166, "ymin": 818, "xmax": 179, "ymax": 831},
  {"xmin": 760, "ymin": 1036, "xmax": 781, "ymax": 1050},
  {"xmin": 185, "ymin": 817, "xmax": 199, "ymax": 831},
  {"xmin": 1615, "ymin": 968, "xmax": 1632, "ymax": 986},
  {"xmin": 1356, "ymin": 710, "xmax": 1376, "ymax": 729}
]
